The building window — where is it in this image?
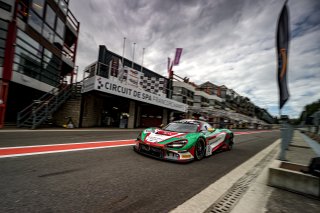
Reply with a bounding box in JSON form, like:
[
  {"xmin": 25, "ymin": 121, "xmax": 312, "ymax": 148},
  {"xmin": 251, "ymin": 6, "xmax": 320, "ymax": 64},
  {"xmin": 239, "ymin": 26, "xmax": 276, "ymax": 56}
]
[
  {"xmin": 59, "ymin": 0, "xmax": 68, "ymax": 14},
  {"xmin": 187, "ymin": 90, "xmax": 194, "ymax": 99},
  {"xmin": 56, "ymin": 17, "xmax": 65, "ymax": 38},
  {"xmin": 15, "ymin": 31, "xmax": 43, "ymax": 79},
  {"xmin": 28, "ymin": 10, "xmax": 43, "ymax": 34},
  {"xmin": 181, "ymin": 88, "xmax": 187, "ymax": 96},
  {"xmin": 45, "ymin": 5, "xmax": 56, "ymax": 29},
  {"xmin": 182, "ymin": 96, "xmax": 187, "ymax": 104},
  {"xmin": 31, "ymin": 0, "xmax": 45, "ymax": 17},
  {"xmin": 43, "ymin": 49, "xmax": 60, "ymax": 69},
  {"xmin": 42, "ymin": 24, "xmax": 54, "ymax": 42},
  {"xmin": 14, "ymin": 48, "xmax": 42, "ymax": 80},
  {"xmin": 14, "ymin": 30, "xmax": 62, "ymax": 87},
  {"xmin": 0, "ymin": 19, "xmax": 8, "ymax": 66},
  {"xmin": 173, "ymin": 87, "xmax": 182, "ymax": 94},
  {"xmin": 172, "ymin": 95, "xmax": 183, "ymax": 102},
  {"xmin": 16, "ymin": 30, "xmax": 43, "ymax": 58},
  {"xmin": 194, "ymin": 103, "xmax": 201, "ymax": 108},
  {"xmin": 53, "ymin": 34, "xmax": 63, "ymax": 50},
  {"xmin": 194, "ymin": 95, "xmax": 201, "ymax": 102},
  {"xmin": 41, "ymin": 50, "xmax": 61, "ymax": 86}
]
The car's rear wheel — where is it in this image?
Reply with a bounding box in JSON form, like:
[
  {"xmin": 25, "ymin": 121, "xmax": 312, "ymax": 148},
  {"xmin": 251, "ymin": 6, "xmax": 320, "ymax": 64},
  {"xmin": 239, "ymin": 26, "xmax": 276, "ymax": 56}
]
[{"xmin": 195, "ymin": 138, "xmax": 205, "ymax": 160}]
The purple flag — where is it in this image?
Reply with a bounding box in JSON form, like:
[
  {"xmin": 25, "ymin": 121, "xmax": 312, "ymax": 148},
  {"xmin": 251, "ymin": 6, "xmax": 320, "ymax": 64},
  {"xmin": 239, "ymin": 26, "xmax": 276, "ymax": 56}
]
[
  {"xmin": 276, "ymin": 2, "xmax": 290, "ymax": 109},
  {"xmin": 173, "ymin": 48, "xmax": 183, "ymax": 65}
]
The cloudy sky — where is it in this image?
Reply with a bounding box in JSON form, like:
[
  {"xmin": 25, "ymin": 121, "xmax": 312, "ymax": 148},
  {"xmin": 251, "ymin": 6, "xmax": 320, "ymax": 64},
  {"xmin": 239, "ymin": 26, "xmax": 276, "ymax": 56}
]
[{"xmin": 69, "ymin": 0, "xmax": 320, "ymax": 118}]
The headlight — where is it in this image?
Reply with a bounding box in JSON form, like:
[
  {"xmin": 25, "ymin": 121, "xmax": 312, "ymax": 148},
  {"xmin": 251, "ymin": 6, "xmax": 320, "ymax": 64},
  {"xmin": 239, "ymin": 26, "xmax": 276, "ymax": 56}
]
[{"xmin": 166, "ymin": 140, "xmax": 188, "ymax": 148}]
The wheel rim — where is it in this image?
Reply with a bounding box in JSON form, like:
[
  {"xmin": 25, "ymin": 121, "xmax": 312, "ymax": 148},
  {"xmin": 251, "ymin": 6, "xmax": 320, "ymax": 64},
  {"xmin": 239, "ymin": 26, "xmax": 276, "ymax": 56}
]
[{"xmin": 195, "ymin": 140, "xmax": 204, "ymax": 159}]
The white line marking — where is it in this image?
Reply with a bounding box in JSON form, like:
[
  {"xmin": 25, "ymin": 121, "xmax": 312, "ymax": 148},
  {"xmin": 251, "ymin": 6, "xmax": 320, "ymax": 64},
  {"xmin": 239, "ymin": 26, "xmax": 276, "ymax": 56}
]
[
  {"xmin": 0, "ymin": 144, "xmax": 135, "ymax": 159},
  {"xmin": 0, "ymin": 139, "xmax": 135, "ymax": 150}
]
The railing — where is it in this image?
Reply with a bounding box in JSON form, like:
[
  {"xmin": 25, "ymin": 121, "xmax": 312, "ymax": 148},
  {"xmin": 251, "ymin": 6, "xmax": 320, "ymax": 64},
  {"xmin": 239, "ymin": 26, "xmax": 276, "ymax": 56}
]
[
  {"xmin": 62, "ymin": 44, "xmax": 75, "ymax": 61},
  {"xmin": 17, "ymin": 83, "xmax": 75, "ymax": 129},
  {"xmin": 67, "ymin": 9, "xmax": 79, "ymax": 32},
  {"xmin": 17, "ymin": 87, "xmax": 58, "ymax": 127},
  {"xmin": 30, "ymin": 85, "xmax": 73, "ymax": 129}
]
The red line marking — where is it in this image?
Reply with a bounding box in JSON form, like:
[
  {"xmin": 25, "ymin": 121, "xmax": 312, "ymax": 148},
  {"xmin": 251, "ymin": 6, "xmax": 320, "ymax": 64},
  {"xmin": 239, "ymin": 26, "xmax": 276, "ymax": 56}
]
[{"xmin": 0, "ymin": 140, "xmax": 135, "ymax": 156}]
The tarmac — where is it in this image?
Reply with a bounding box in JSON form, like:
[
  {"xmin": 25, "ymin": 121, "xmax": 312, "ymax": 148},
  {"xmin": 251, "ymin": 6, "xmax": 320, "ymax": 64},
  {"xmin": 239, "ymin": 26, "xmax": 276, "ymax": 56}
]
[
  {"xmin": 1, "ymin": 127, "xmax": 319, "ymax": 212},
  {"xmin": 172, "ymin": 129, "xmax": 320, "ymax": 213}
]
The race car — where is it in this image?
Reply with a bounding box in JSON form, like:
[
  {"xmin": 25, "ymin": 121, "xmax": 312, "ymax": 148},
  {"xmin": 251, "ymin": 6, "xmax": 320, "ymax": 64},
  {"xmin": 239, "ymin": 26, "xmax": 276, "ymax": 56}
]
[{"xmin": 133, "ymin": 119, "xmax": 234, "ymax": 162}]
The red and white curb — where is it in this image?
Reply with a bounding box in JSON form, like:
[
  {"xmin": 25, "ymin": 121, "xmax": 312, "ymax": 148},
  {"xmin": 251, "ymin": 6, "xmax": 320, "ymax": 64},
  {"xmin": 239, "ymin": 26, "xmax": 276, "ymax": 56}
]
[{"xmin": 0, "ymin": 130, "xmax": 276, "ymax": 158}]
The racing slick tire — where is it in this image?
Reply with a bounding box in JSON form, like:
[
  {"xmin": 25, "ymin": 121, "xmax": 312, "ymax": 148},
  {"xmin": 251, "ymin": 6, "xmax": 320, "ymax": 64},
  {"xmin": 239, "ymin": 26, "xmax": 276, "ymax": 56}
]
[{"xmin": 195, "ymin": 138, "xmax": 205, "ymax": 160}]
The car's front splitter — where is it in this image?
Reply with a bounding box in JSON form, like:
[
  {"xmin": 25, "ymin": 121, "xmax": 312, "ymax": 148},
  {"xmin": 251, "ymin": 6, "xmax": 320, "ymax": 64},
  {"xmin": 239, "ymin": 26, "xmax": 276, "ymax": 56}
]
[{"xmin": 134, "ymin": 142, "xmax": 194, "ymax": 162}]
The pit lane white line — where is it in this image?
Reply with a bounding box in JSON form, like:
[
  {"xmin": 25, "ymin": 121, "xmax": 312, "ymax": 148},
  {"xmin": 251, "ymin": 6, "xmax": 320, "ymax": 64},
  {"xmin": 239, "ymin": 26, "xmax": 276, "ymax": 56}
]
[
  {"xmin": 0, "ymin": 139, "xmax": 135, "ymax": 150},
  {"xmin": 0, "ymin": 144, "xmax": 134, "ymax": 159}
]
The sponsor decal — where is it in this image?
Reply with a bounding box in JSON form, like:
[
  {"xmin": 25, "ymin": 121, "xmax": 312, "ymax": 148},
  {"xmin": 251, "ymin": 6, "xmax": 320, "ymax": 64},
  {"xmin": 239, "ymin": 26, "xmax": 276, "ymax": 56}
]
[{"xmin": 181, "ymin": 154, "xmax": 192, "ymax": 159}]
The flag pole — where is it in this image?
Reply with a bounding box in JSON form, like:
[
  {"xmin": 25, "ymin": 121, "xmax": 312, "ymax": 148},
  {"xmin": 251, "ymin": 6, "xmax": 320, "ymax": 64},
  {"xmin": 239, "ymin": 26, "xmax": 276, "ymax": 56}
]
[
  {"xmin": 141, "ymin": 48, "xmax": 145, "ymax": 72},
  {"xmin": 122, "ymin": 37, "xmax": 126, "ymax": 67},
  {"xmin": 132, "ymin": 42, "xmax": 136, "ymax": 68}
]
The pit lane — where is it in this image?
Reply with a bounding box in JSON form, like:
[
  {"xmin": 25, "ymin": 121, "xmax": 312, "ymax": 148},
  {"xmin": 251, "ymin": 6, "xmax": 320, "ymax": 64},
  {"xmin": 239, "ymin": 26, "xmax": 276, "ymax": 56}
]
[{"xmin": 0, "ymin": 130, "xmax": 279, "ymax": 212}]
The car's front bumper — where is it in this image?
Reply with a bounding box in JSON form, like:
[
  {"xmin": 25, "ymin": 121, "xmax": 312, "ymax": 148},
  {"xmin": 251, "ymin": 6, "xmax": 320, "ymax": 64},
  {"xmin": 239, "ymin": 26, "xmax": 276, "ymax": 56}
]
[{"xmin": 134, "ymin": 141, "xmax": 194, "ymax": 162}]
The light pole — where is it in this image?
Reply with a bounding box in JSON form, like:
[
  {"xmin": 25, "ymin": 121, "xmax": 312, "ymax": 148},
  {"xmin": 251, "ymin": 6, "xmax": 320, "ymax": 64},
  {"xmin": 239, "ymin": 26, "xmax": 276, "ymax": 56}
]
[{"xmin": 132, "ymin": 42, "xmax": 136, "ymax": 68}]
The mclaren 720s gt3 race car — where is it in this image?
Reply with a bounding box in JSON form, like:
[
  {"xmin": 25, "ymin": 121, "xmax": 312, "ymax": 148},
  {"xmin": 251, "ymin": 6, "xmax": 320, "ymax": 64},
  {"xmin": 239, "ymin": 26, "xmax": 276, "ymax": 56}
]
[{"xmin": 133, "ymin": 119, "xmax": 234, "ymax": 162}]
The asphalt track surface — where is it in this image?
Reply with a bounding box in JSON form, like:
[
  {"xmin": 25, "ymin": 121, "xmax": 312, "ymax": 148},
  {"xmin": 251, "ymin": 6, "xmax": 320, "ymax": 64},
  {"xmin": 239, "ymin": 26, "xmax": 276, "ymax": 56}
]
[{"xmin": 0, "ymin": 130, "xmax": 279, "ymax": 213}]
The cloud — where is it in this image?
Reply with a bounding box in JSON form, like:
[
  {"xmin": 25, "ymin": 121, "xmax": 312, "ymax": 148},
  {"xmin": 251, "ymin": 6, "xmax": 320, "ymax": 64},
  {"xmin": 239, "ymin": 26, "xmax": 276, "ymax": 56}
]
[{"xmin": 69, "ymin": 0, "xmax": 320, "ymax": 118}]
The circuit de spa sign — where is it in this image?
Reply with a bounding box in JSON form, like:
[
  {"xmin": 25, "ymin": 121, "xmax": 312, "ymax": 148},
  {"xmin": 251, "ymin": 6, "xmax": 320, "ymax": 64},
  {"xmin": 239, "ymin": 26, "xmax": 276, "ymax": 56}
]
[{"xmin": 81, "ymin": 75, "xmax": 188, "ymax": 112}]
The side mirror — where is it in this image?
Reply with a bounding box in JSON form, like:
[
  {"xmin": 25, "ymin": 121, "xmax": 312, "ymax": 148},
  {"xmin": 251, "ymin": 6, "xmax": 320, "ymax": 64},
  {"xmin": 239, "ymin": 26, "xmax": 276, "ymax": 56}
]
[{"xmin": 208, "ymin": 128, "xmax": 215, "ymax": 132}]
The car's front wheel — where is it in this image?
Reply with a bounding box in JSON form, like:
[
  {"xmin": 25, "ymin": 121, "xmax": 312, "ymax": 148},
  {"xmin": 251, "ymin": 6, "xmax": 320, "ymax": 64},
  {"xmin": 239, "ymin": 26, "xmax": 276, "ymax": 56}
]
[
  {"xmin": 228, "ymin": 134, "xmax": 234, "ymax": 150},
  {"xmin": 195, "ymin": 138, "xmax": 205, "ymax": 160}
]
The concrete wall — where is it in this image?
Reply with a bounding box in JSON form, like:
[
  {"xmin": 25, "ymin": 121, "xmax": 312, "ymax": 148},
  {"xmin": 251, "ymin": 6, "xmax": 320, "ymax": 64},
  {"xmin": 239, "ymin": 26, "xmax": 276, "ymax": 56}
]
[
  {"xmin": 53, "ymin": 97, "xmax": 82, "ymax": 128},
  {"xmin": 162, "ymin": 109, "xmax": 168, "ymax": 126},
  {"xmin": 128, "ymin": 101, "xmax": 135, "ymax": 128},
  {"xmin": 135, "ymin": 105, "xmax": 141, "ymax": 127},
  {"xmin": 268, "ymin": 161, "xmax": 320, "ymax": 197},
  {"xmin": 81, "ymin": 94, "xmax": 104, "ymax": 127}
]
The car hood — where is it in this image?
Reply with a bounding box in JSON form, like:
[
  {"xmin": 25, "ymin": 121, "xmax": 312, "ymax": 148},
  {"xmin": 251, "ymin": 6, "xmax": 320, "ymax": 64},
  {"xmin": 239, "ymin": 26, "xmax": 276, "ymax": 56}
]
[
  {"xmin": 143, "ymin": 129, "xmax": 187, "ymax": 144},
  {"xmin": 141, "ymin": 129, "xmax": 188, "ymax": 144}
]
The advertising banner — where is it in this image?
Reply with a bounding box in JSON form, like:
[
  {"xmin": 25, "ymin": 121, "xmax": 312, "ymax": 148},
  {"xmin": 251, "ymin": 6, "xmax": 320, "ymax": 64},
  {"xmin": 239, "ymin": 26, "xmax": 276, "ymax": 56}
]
[
  {"xmin": 124, "ymin": 66, "xmax": 142, "ymax": 88},
  {"xmin": 82, "ymin": 76, "xmax": 188, "ymax": 112},
  {"xmin": 276, "ymin": 2, "xmax": 290, "ymax": 109}
]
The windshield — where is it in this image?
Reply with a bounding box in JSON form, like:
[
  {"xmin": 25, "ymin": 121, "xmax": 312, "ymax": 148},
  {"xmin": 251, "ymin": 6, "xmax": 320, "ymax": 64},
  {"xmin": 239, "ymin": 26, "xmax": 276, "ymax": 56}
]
[{"xmin": 163, "ymin": 122, "xmax": 199, "ymax": 133}]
